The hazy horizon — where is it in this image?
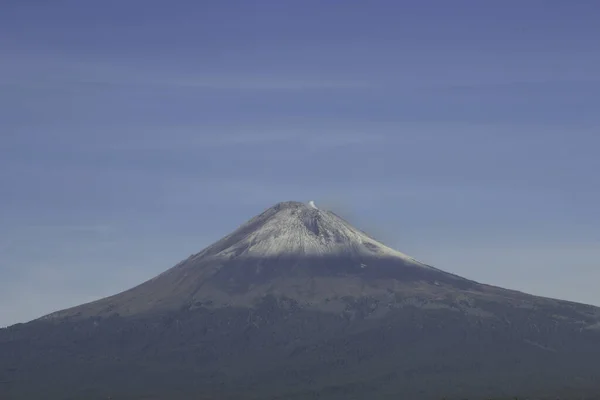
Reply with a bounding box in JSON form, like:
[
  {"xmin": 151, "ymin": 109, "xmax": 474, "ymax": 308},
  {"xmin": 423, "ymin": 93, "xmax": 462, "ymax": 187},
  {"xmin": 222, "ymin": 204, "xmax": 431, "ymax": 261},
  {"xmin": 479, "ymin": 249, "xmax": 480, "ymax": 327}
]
[{"xmin": 1, "ymin": 1, "xmax": 600, "ymax": 327}]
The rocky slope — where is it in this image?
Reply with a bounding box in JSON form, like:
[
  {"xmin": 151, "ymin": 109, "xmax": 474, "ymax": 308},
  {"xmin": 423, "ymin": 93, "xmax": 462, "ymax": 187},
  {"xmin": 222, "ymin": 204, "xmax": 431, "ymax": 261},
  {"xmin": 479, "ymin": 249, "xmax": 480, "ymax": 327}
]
[{"xmin": 2, "ymin": 201, "xmax": 600, "ymax": 400}]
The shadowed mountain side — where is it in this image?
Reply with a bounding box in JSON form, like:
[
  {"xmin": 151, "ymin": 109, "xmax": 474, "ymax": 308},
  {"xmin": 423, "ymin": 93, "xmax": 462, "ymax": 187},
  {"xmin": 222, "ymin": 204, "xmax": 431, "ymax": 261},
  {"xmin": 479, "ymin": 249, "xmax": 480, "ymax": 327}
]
[
  {"xmin": 2, "ymin": 201, "xmax": 600, "ymax": 399},
  {"xmin": 2, "ymin": 301, "xmax": 600, "ymax": 400},
  {"xmin": 42, "ymin": 254, "xmax": 478, "ymax": 319}
]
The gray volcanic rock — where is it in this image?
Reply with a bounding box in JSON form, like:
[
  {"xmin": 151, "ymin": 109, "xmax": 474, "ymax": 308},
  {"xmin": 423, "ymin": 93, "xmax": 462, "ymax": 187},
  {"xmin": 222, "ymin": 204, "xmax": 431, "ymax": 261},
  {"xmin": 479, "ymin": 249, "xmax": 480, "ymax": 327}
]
[
  {"xmin": 2, "ymin": 201, "xmax": 600, "ymax": 400},
  {"xmin": 42, "ymin": 201, "xmax": 470, "ymax": 319}
]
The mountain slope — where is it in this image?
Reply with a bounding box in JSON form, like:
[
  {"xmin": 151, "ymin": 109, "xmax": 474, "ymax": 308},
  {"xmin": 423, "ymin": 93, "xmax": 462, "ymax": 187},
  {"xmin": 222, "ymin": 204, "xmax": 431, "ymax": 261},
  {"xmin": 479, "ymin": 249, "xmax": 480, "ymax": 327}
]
[
  {"xmin": 42, "ymin": 200, "xmax": 470, "ymax": 319},
  {"xmin": 1, "ymin": 201, "xmax": 600, "ymax": 400}
]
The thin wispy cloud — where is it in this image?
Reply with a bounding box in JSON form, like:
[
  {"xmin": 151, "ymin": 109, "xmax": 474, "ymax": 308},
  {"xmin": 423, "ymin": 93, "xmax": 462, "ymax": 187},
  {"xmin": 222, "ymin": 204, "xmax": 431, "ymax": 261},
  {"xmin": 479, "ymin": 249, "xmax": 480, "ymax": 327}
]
[
  {"xmin": 0, "ymin": 54, "xmax": 373, "ymax": 91},
  {"xmin": 18, "ymin": 224, "xmax": 115, "ymax": 235},
  {"xmin": 108, "ymin": 129, "xmax": 384, "ymax": 151}
]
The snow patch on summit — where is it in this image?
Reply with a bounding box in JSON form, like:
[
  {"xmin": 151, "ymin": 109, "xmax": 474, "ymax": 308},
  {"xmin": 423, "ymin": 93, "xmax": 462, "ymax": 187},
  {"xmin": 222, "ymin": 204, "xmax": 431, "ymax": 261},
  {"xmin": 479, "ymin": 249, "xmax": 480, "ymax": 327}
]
[{"xmin": 205, "ymin": 201, "xmax": 425, "ymax": 266}]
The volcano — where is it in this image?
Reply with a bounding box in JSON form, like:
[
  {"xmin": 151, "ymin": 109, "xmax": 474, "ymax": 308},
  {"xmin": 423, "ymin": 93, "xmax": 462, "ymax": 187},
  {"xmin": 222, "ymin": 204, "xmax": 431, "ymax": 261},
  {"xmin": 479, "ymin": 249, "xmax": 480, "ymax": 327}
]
[{"xmin": 1, "ymin": 201, "xmax": 600, "ymax": 400}]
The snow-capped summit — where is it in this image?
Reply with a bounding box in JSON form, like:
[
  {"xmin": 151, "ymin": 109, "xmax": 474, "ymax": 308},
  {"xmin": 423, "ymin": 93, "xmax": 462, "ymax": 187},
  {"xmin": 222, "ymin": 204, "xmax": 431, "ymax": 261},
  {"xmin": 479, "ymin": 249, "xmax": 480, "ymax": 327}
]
[{"xmin": 196, "ymin": 201, "xmax": 423, "ymax": 264}]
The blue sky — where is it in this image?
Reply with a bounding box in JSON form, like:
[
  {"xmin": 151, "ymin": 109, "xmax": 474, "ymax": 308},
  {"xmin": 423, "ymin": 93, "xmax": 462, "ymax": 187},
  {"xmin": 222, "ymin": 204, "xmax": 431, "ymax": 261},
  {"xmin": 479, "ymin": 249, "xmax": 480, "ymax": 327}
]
[{"xmin": 1, "ymin": 1, "xmax": 599, "ymax": 327}]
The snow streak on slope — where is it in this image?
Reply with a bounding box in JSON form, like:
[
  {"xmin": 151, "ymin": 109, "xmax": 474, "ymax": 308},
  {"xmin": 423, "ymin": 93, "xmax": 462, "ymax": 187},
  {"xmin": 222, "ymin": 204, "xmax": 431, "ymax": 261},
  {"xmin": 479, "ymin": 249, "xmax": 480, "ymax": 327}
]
[{"xmin": 198, "ymin": 201, "xmax": 424, "ymax": 265}]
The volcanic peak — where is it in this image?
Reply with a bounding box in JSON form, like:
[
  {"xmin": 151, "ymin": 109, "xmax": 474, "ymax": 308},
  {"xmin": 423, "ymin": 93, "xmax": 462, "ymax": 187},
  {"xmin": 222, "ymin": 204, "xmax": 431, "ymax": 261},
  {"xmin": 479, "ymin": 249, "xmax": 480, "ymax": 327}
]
[{"xmin": 194, "ymin": 201, "xmax": 423, "ymax": 264}]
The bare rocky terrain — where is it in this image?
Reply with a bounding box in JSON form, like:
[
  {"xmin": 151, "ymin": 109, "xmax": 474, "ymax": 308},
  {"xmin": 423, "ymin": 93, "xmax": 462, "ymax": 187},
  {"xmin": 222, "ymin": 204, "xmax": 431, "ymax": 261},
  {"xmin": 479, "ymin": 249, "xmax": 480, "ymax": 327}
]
[{"xmin": 2, "ymin": 201, "xmax": 600, "ymax": 399}]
